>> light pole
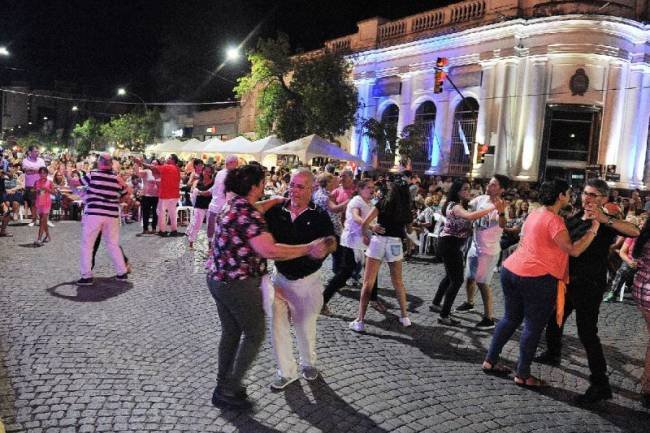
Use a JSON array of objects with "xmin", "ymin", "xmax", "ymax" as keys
[
  {"xmin": 0, "ymin": 46, "xmax": 10, "ymax": 137},
  {"xmin": 117, "ymin": 87, "xmax": 148, "ymax": 111}
]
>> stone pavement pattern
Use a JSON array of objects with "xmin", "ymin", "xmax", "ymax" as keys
[{"xmin": 0, "ymin": 221, "xmax": 649, "ymax": 433}]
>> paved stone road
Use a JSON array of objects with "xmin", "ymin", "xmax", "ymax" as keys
[{"xmin": 1, "ymin": 221, "xmax": 649, "ymax": 432}]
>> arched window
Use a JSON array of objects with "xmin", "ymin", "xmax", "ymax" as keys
[
  {"xmin": 378, "ymin": 104, "xmax": 399, "ymax": 166},
  {"xmin": 449, "ymin": 98, "xmax": 479, "ymax": 175},
  {"xmin": 413, "ymin": 101, "xmax": 437, "ymax": 170}
]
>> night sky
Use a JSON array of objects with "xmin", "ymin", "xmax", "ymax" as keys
[{"xmin": 0, "ymin": 0, "xmax": 455, "ymax": 103}]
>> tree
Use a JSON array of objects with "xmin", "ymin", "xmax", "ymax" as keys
[
  {"xmin": 235, "ymin": 34, "xmax": 358, "ymax": 142},
  {"xmin": 72, "ymin": 118, "xmax": 103, "ymax": 155},
  {"xmin": 99, "ymin": 111, "xmax": 160, "ymax": 153},
  {"xmin": 361, "ymin": 119, "xmax": 426, "ymax": 168}
]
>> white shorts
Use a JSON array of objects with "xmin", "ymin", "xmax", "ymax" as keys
[
  {"xmin": 465, "ymin": 249, "xmax": 500, "ymax": 284},
  {"xmin": 365, "ymin": 235, "xmax": 403, "ymax": 263}
]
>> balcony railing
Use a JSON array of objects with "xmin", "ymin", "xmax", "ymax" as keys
[
  {"xmin": 325, "ymin": 37, "xmax": 351, "ymax": 53},
  {"xmin": 375, "ymin": 0, "xmax": 488, "ymax": 43}
]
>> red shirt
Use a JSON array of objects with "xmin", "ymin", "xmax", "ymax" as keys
[{"xmin": 157, "ymin": 164, "xmax": 180, "ymax": 199}]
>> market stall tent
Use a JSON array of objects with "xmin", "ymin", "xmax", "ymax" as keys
[{"xmin": 263, "ymin": 134, "xmax": 363, "ymax": 164}]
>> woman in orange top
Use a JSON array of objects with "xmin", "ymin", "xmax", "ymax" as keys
[{"xmin": 482, "ymin": 179, "xmax": 600, "ymax": 387}]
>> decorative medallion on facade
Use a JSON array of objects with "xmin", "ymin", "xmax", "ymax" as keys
[{"xmin": 569, "ymin": 68, "xmax": 589, "ymax": 96}]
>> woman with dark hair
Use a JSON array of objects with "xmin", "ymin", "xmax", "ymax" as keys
[
  {"xmin": 349, "ymin": 177, "xmax": 414, "ymax": 332},
  {"xmin": 186, "ymin": 164, "xmax": 214, "ymax": 249},
  {"xmin": 482, "ymin": 179, "xmax": 599, "ymax": 387},
  {"xmin": 432, "ymin": 179, "xmax": 504, "ymax": 325},
  {"xmin": 631, "ymin": 218, "xmax": 650, "ymax": 407},
  {"xmin": 206, "ymin": 164, "xmax": 328, "ymax": 410}
]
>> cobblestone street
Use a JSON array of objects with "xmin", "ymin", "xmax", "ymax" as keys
[{"xmin": 1, "ymin": 221, "xmax": 649, "ymax": 432}]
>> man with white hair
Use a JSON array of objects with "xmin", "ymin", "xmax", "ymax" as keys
[
  {"xmin": 70, "ymin": 152, "xmax": 129, "ymax": 285},
  {"xmin": 206, "ymin": 155, "xmax": 239, "ymax": 250},
  {"xmin": 264, "ymin": 168, "xmax": 336, "ymax": 389}
]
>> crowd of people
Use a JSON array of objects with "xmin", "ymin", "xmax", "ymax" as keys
[{"xmin": 2, "ymin": 145, "xmax": 650, "ymax": 412}]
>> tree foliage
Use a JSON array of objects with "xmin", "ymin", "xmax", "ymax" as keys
[
  {"xmin": 72, "ymin": 118, "xmax": 103, "ymax": 155},
  {"xmin": 361, "ymin": 119, "xmax": 426, "ymax": 166},
  {"xmin": 98, "ymin": 111, "xmax": 160, "ymax": 153},
  {"xmin": 235, "ymin": 34, "xmax": 358, "ymax": 142}
]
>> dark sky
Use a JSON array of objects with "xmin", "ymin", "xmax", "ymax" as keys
[{"xmin": 0, "ymin": 0, "xmax": 455, "ymax": 103}]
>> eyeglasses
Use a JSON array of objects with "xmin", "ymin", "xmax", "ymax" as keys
[
  {"xmin": 582, "ymin": 191, "xmax": 603, "ymax": 199},
  {"xmin": 289, "ymin": 182, "xmax": 308, "ymax": 190}
]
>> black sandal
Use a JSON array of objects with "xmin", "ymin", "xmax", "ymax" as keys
[{"xmin": 482, "ymin": 361, "xmax": 512, "ymax": 377}]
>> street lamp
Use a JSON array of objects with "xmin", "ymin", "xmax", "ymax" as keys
[
  {"xmin": 226, "ymin": 47, "xmax": 240, "ymax": 62},
  {"xmin": 117, "ymin": 87, "xmax": 147, "ymax": 110},
  {"xmin": 72, "ymin": 105, "xmax": 79, "ymax": 112},
  {"xmin": 0, "ymin": 46, "xmax": 9, "ymax": 57}
]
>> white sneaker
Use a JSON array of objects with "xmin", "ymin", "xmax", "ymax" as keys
[
  {"xmin": 348, "ymin": 319, "xmax": 365, "ymax": 332},
  {"xmin": 28, "ymin": 221, "xmax": 35, "ymax": 227},
  {"xmin": 399, "ymin": 317, "xmax": 412, "ymax": 327},
  {"xmin": 406, "ymin": 231, "xmax": 420, "ymax": 247},
  {"xmin": 47, "ymin": 221, "xmax": 55, "ymax": 228}
]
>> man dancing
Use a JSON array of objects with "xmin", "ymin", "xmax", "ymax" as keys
[
  {"xmin": 454, "ymin": 175, "xmax": 509, "ymax": 330},
  {"xmin": 536, "ymin": 179, "xmax": 639, "ymax": 404},
  {"xmin": 264, "ymin": 168, "xmax": 336, "ymax": 389}
]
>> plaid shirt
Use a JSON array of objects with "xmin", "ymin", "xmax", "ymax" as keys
[{"xmin": 633, "ymin": 241, "xmax": 650, "ymax": 310}]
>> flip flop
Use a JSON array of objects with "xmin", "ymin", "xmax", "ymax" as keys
[
  {"xmin": 514, "ymin": 375, "xmax": 547, "ymax": 388},
  {"xmin": 482, "ymin": 362, "xmax": 512, "ymax": 377}
]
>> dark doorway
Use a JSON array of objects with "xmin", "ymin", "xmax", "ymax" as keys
[{"xmin": 539, "ymin": 104, "xmax": 601, "ymax": 185}]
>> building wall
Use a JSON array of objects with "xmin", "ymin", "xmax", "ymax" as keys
[{"xmin": 344, "ymin": 12, "xmax": 650, "ymax": 187}]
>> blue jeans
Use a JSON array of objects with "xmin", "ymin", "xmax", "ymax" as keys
[{"xmin": 486, "ymin": 268, "xmax": 557, "ymax": 378}]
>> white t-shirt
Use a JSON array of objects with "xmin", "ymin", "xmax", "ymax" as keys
[
  {"xmin": 22, "ymin": 157, "xmax": 46, "ymax": 188},
  {"xmin": 469, "ymin": 195, "xmax": 503, "ymax": 256},
  {"xmin": 340, "ymin": 195, "xmax": 374, "ymax": 250},
  {"xmin": 209, "ymin": 168, "xmax": 229, "ymax": 214}
]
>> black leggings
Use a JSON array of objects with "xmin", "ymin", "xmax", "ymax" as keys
[
  {"xmin": 323, "ymin": 245, "xmax": 378, "ymax": 304},
  {"xmin": 433, "ymin": 236, "xmax": 466, "ymax": 317},
  {"xmin": 140, "ymin": 196, "xmax": 158, "ymax": 231},
  {"xmin": 92, "ymin": 233, "xmax": 129, "ymax": 270}
]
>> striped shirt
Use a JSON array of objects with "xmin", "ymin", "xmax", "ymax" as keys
[{"xmin": 79, "ymin": 169, "xmax": 127, "ymax": 218}]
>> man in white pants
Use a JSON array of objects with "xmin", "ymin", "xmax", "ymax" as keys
[
  {"xmin": 136, "ymin": 155, "xmax": 180, "ymax": 237},
  {"xmin": 207, "ymin": 155, "xmax": 239, "ymax": 249},
  {"xmin": 70, "ymin": 153, "xmax": 129, "ymax": 285},
  {"xmin": 264, "ymin": 168, "xmax": 336, "ymax": 389}
]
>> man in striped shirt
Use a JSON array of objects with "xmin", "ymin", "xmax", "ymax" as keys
[{"xmin": 70, "ymin": 153, "xmax": 129, "ymax": 285}]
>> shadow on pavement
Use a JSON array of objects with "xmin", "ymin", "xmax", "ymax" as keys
[
  {"xmin": 219, "ymin": 410, "xmax": 283, "ymax": 433},
  {"xmin": 46, "ymin": 279, "xmax": 133, "ymax": 302},
  {"xmin": 283, "ymin": 377, "xmax": 389, "ymax": 433},
  {"xmin": 338, "ymin": 286, "xmax": 424, "ymax": 314},
  {"xmin": 537, "ymin": 385, "xmax": 650, "ymax": 432}
]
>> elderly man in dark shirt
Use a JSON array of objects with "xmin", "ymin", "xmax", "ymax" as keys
[
  {"xmin": 264, "ymin": 167, "xmax": 336, "ymax": 390},
  {"xmin": 536, "ymin": 178, "xmax": 639, "ymax": 404}
]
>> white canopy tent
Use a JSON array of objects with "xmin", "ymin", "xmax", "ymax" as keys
[
  {"xmin": 179, "ymin": 138, "xmax": 207, "ymax": 154},
  {"xmin": 202, "ymin": 137, "xmax": 226, "ymax": 154},
  {"xmin": 149, "ymin": 139, "xmax": 184, "ymax": 154},
  {"xmin": 263, "ymin": 134, "xmax": 363, "ymax": 164}
]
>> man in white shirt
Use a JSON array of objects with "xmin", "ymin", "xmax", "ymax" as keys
[
  {"xmin": 455, "ymin": 175, "xmax": 509, "ymax": 329},
  {"xmin": 21, "ymin": 146, "xmax": 46, "ymax": 227},
  {"xmin": 207, "ymin": 155, "xmax": 239, "ymax": 249}
]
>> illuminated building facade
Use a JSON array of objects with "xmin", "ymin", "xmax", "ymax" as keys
[{"xmin": 320, "ymin": 0, "xmax": 650, "ymax": 187}]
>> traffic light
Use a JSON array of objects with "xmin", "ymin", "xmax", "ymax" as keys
[{"xmin": 434, "ymin": 57, "xmax": 448, "ymax": 94}]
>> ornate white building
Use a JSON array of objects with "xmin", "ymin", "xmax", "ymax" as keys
[{"xmin": 317, "ymin": 0, "xmax": 650, "ymax": 187}]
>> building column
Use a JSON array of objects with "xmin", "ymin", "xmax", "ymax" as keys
[
  {"xmin": 493, "ymin": 60, "xmax": 518, "ymax": 176},
  {"xmin": 472, "ymin": 62, "xmax": 497, "ymax": 178},
  {"xmin": 618, "ymin": 67, "xmax": 643, "ymax": 187},
  {"xmin": 394, "ymin": 74, "xmax": 414, "ymax": 169},
  {"xmin": 600, "ymin": 61, "xmax": 628, "ymax": 169},
  {"xmin": 515, "ymin": 58, "xmax": 548, "ymax": 180},
  {"xmin": 633, "ymin": 71, "xmax": 650, "ymax": 186},
  {"xmin": 427, "ymin": 96, "xmax": 449, "ymax": 174},
  {"xmin": 352, "ymin": 79, "xmax": 377, "ymax": 168}
]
